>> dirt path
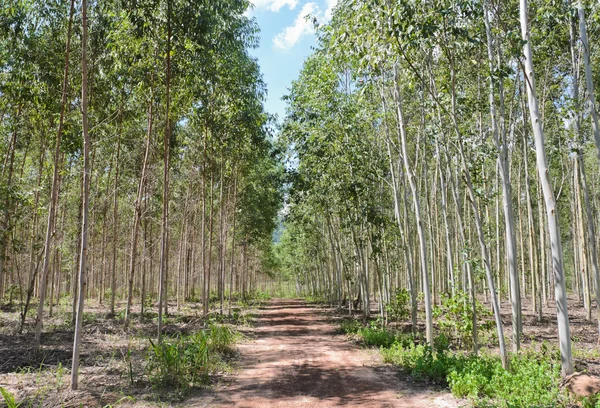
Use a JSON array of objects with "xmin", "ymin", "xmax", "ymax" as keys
[{"xmin": 194, "ymin": 299, "xmax": 459, "ymax": 408}]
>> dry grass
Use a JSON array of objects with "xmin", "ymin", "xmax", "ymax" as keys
[{"xmin": 0, "ymin": 299, "xmax": 252, "ymax": 407}]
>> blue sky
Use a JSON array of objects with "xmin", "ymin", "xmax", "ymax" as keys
[{"xmin": 247, "ymin": 0, "xmax": 337, "ymax": 123}]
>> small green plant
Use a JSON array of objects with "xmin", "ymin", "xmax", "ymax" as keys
[
  {"xmin": 55, "ymin": 362, "xmax": 65, "ymax": 389},
  {"xmin": 147, "ymin": 332, "xmax": 209, "ymax": 388},
  {"xmin": 433, "ymin": 291, "xmax": 494, "ymax": 349},
  {"xmin": 207, "ymin": 324, "xmax": 235, "ymax": 353},
  {"xmin": 381, "ymin": 338, "xmax": 571, "ymax": 407},
  {"xmin": 82, "ymin": 311, "xmax": 99, "ymax": 325},
  {"xmin": 146, "ymin": 323, "xmax": 236, "ymax": 390},
  {"xmin": 339, "ymin": 319, "xmax": 362, "ymax": 334},
  {"xmin": 385, "ymin": 288, "xmax": 410, "ymax": 323},
  {"xmin": 358, "ymin": 324, "xmax": 396, "ymax": 348},
  {"xmin": 0, "ymin": 387, "xmax": 21, "ymax": 408}
]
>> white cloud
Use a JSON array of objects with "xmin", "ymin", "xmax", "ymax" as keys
[
  {"xmin": 273, "ymin": 2, "xmax": 318, "ymax": 49},
  {"xmin": 272, "ymin": 0, "xmax": 338, "ymax": 50},
  {"xmin": 324, "ymin": 0, "xmax": 337, "ymax": 21},
  {"xmin": 251, "ymin": 0, "xmax": 298, "ymax": 12}
]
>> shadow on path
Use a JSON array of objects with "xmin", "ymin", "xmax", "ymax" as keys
[{"xmin": 190, "ymin": 298, "xmax": 458, "ymax": 408}]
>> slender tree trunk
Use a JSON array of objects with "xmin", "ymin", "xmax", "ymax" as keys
[
  {"xmin": 204, "ymin": 161, "xmax": 215, "ymax": 315},
  {"xmin": 445, "ymin": 53, "xmax": 507, "ymax": 367},
  {"xmin": 71, "ymin": 0, "xmax": 90, "ymax": 389},
  {"xmin": 228, "ymin": 174, "xmax": 237, "ymax": 314},
  {"xmin": 34, "ymin": 0, "xmax": 75, "ymax": 342},
  {"xmin": 158, "ymin": 0, "xmax": 171, "ymax": 342},
  {"xmin": 484, "ymin": 1, "xmax": 521, "ymax": 351},
  {"xmin": 577, "ymin": 0, "xmax": 600, "ymax": 336},
  {"xmin": 392, "ymin": 65, "xmax": 433, "ymax": 346},
  {"xmin": 520, "ymin": 0, "xmax": 573, "ymax": 375},
  {"xmin": 109, "ymin": 133, "xmax": 121, "ymax": 316},
  {"xmin": 125, "ymin": 91, "xmax": 153, "ymax": 321}
]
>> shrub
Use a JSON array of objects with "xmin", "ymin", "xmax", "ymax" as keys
[
  {"xmin": 382, "ymin": 339, "xmax": 570, "ymax": 407},
  {"xmin": 358, "ymin": 326, "xmax": 397, "ymax": 348},
  {"xmin": 146, "ymin": 323, "xmax": 236, "ymax": 389},
  {"xmin": 386, "ymin": 288, "xmax": 410, "ymax": 322},
  {"xmin": 339, "ymin": 319, "xmax": 362, "ymax": 334},
  {"xmin": 207, "ymin": 324, "xmax": 235, "ymax": 353},
  {"xmin": 433, "ymin": 291, "xmax": 494, "ymax": 349}
]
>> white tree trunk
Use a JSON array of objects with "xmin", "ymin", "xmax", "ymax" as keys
[
  {"xmin": 578, "ymin": 0, "xmax": 600, "ymax": 336},
  {"xmin": 520, "ymin": 0, "xmax": 573, "ymax": 376},
  {"xmin": 483, "ymin": 0, "xmax": 521, "ymax": 351},
  {"xmin": 393, "ymin": 66, "xmax": 433, "ymax": 347}
]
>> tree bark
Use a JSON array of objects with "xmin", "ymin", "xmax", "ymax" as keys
[
  {"xmin": 520, "ymin": 0, "xmax": 573, "ymax": 375},
  {"xmin": 71, "ymin": 0, "xmax": 90, "ymax": 389}
]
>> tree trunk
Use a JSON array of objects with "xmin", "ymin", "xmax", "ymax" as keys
[
  {"xmin": 71, "ymin": 0, "xmax": 90, "ymax": 389},
  {"xmin": 392, "ymin": 65, "xmax": 433, "ymax": 346},
  {"xmin": 520, "ymin": 0, "xmax": 573, "ymax": 375},
  {"xmin": 157, "ymin": 0, "xmax": 171, "ymax": 342},
  {"xmin": 577, "ymin": 0, "xmax": 600, "ymax": 336},
  {"xmin": 483, "ymin": 0, "xmax": 521, "ymax": 351},
  {"xmin": 35, "ymin": 0, "xmax": 74, "ymax": 339},
  {"xmin": 125, "ymin": 90, "xmax": 153, "ymax": 321}
]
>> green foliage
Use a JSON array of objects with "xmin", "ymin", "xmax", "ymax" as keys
[
  {"xmin": 206, "ymin": 324, "xmax": 235, "ymax": 353},
  {"xmin": 385, "ymin": 288, "xmax": 410, "ymax": 322},
  {"xmin": 340, "ymin": 319, "xmax": 417, "ymax": 349},
  {"xmin": 339, "ymin": 319, "xmax": 362, "ymax": 334},
  {"xmin": 358, "ymin": 323, "xmax": 397, "ymax": 348},
  {"xmin": 0, "ymin": 387, "xmax": 21, "ymax": 408},
  {"xmin": 581, "ymin": 395, "xmax": 600, "ymax": 408},
  {"xmin": 304, "ymin": 294, "xmax": 328, "ymax": 304},
  {"xmin": 433, "ymin": 291, "xmax": 494, "ymax": 349},
  {"xmin": 381, "ymin": 338, "xmax": 570, "ymax": 407},
  {"xmin": 146, "ymin": 324, "xmax": 236, "ymax": 390}
]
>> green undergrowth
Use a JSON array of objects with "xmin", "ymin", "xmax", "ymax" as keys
[
  {"xmin": 340, "ymin": 319, "xmax": 575, "ymax": 407},
  {"xmin": 146, "ymin": 323, "xmax": 238, "ymax": 390}
]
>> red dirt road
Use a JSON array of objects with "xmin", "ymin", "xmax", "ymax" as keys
[{"xmin": 195, "ymin": 299, "xmax": 458, "ymax": 408}]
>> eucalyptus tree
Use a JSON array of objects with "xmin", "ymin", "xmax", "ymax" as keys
[
  {"xmin": 520, "ymin": 0, "xmax": 573, "ymax": 376},
  {"xmin": 34, "ymin": 0, "xmax": 76, "ymax": 345},
  {"xmin": 71, "ymin": 0, "xmax": 90, "ymax": 390},
  {"xmin": 483, "ymin": 0, "xmax": 521, "ymax": 352},
  {"xmin": 577, "ymin": 0, "xmax": 600, "ymax": 332},
  {"xmin": 322, "ymin": 0, "xmax": 436, "ymax": 341}
]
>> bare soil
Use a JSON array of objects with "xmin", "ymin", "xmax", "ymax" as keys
[
  {"xmin": 2, "ymin": 295, "xmax": 599, "ymax": 407},
  {"xmin": 0, "ymin": 301, "xmax": 224, "ymax": 407},
  {"xmin": 192, "ymin": 299, "xmax": 459, "ymax": 408}
]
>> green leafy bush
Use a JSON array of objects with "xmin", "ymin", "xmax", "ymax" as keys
[
  {"xmin": 146, "ymin": 323, "xmax": 236, "ymax": 389},
  {"xmin": 386, "ymin": 288, "xmax": 410, "ymax": 322},
  {"xmin": 433, "ymin": 291, "xmax": 494, "ymax": 349},
  {"xmin": 339, "ymin": 319, "xmax": 362, "ymax": 334},
  {"xmin": 381, "ymin": 339, "xmax": 570, "ymax": 407},
  {"xmin": 207, "ymin": 324, "xmax": 235, "ymax": 353},
  {"xmin": 359, "ymin": 325, "xmax": 397, "ymax": 348},
  {"xmin": 340, "ymin": 320, "xmax": 417, "ymax": 349}
]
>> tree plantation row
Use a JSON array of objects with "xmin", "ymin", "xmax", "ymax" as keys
[
  {"xmin": 277, "ymin": 0, "xmax": 600, "ymax": 379},
  {"xmin": 4, "ymin": 0, "xmax": 600, "ymax": 401},
  {"xmin": 0, "ymin": 0, "xmax": 283, "ymax": 389}
]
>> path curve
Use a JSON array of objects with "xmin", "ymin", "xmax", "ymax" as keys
[{"xmin": 198, "ymin": 299, "xmax": 458, "ymax": 408}]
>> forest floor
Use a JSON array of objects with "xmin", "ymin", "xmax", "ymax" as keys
[
  {"xmin": 192, "ymin": 298, "xmax": 459, "ymax": 408},
  {"xmin": 0, "ymin": 300, "xmax": 250, "ymax": 407},
  {"xmin": 499, "ymin": 295, "xmax": 600, "ymax": 372},
  {"xmin": 1, "ymin": 296, "xmax": 599, "ymax": 407}
]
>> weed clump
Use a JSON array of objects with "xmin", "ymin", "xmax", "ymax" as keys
[
  {"xmin": 146, "ymin": 324, "xmax": 236, "ymax": 390},
  {"xmin": 380, "ymin": 336, "xmax": 569, "ymax": 407}
]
